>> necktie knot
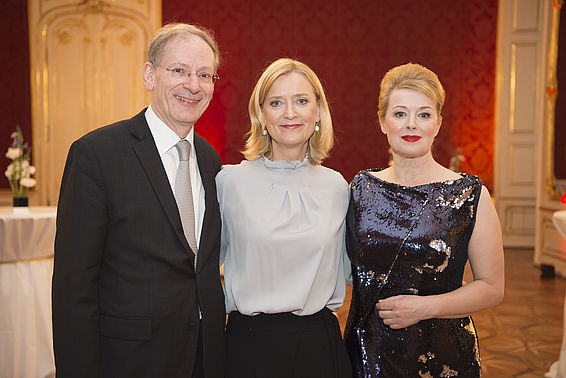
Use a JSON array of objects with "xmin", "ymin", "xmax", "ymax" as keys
[{"xmin": 176, "ymin": 140, "xmax": 190, "ymax": 161}]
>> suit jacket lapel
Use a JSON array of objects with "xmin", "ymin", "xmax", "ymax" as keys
[{"xmin": 129, "ymin": 112, "xmax": 195, "ymax": 263}]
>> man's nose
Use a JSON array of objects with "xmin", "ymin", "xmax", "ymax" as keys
[{"xmin": 181, "ymin": 73, "xmax": 201, "ymax": 92}]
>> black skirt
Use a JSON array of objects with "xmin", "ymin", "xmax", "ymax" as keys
[{"xmin": 225, "ymin": 307, "xmax": 352, "ymax": 378}]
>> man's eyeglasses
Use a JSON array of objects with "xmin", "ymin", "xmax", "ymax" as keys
[{"xmin": 164, "ymin": 67, "xmax": 220, "ymax": 85}]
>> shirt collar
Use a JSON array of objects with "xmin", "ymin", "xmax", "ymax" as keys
[{"xmin": 145, "ymin": 105, "xmax": 195, "ymax": 155}]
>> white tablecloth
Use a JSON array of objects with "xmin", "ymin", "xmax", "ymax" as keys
[
  {"xmin": 547, "ymin": 210, "xmax": 566, "ymax": 378},
  {"xmin": 0, "ymin": 207, "xmax": 57, "ymax": 262},
  {"xmin": 0, "ymin": 206, "xmax": 56, "ymax": 378}
]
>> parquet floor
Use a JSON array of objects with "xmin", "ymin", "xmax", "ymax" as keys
[{"xmin": 335, "ymin": 248, "xmax": 566, "ymax": 377}]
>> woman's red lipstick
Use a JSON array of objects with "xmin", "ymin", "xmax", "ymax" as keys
[{"xmin": 402, "ymin": 135, "xmax": 421, "ymax": 142}]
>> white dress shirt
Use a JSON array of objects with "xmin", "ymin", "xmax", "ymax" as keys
[
  {"xmin": 145, "ymin": 105, "xmax": 205, "ymax": 247},
  {"xmin": 216, "ymin": 156, "xmax": 351, "ymax": 316}
]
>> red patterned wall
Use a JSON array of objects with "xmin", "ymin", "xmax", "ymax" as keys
[
  {"xmin": 0, "ymin": 0, "xmax": 31, "ymax": 189},
  {"xmin": 0, "ymin": 1, "xmax": 498, "ymax": 189},
  {"xmin": 163, "ymin": 0, "xmax": 498, "ymax": 188}
]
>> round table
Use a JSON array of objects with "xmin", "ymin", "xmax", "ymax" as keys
[{"xmin": 0, "ymin": 206, "xmax": 56, "ymax": 378}]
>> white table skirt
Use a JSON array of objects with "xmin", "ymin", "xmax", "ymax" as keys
[
  {"xmin": 0, "ymin": 207, "xmax": 57, "ymax": 262},
  {"xmin": 0, "ymin": 206, "xmax": 56, "ymax": 378},
  {"xmin": 0, "ymin": 258, "xmax": 55, "ymax": 378}
]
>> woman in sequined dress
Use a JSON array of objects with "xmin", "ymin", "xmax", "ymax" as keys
[{"xmin": 344, "ymin": 63, "xmax": 505, "ymax": 377}]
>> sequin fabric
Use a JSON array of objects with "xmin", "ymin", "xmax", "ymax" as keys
[{"xmin": 344, "ymin": 170, "xmax": 483, "ymax": 378}]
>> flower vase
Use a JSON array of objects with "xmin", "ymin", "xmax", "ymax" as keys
[{"xmin": 12, "ymin": 196, "xmax": 29, "ymax": 213}]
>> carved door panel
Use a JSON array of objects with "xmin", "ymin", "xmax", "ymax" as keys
[{"xmin": 28, "ymin": 0, "xmax": 160, "ymax": 205}]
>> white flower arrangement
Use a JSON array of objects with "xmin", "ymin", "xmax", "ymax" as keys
[{"xmin": 5, "ymin": 126, "xmax": 36, "ymax": 198}]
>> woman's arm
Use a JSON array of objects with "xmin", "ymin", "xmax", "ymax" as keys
[{"xmin": 377, "ymin": 185, "xmax": 505, "ymax": 329}]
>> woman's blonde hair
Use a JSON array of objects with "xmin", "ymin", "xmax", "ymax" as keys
[
  {"xmin": 243, "ymin": 58, "xmax": 333, "ymax": 165},
  {"xmin": 378, "ymin": 63, "xmax": 445, "ymax": 122}
]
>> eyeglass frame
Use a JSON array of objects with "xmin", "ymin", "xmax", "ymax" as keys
[{"xmin": 163, "ymin": 66, "xmax": 220, "ymax": 85}]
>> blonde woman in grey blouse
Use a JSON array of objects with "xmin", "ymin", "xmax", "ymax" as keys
[{"xmin": 216, "ymin": 58, "xmax": 352, "ymax": 378}]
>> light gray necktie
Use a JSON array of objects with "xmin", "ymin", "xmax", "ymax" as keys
[{"xmin": 175, "ymin": 140, "xmax": 198, "ymax": 262}]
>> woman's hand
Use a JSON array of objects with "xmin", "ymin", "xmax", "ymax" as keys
[{"xmin": 376, "ymin": 295, "xmax": 430, "ymax": 329}]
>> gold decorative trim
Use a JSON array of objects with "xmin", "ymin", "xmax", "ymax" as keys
[
  {"xmin": 545, "ymin": 0, "xmax": 563, "ymax": 198},
  {"xmin": 510, "ymin": 43, "xmax": 517, "ymax": 133}
]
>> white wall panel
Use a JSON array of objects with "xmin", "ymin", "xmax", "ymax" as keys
[
  {"xmin": 511, "ymin": 43, "xmax": 538, "ymax": 133},
  {"xmin": 514, "ymin": 0, "xmax": 540, "ymax": 31},
  {"xmin": 510, "ymin": 144, "xmax": 536, "ymax": 186}
]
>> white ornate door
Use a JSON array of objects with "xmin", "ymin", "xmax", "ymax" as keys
[
  {"xmin": 493, "ymin": 0, "xmax": 548, "ymax": 247},
  {"xmin": 28, "ymin": 0, "xmax": 160, "ymax": 205}
]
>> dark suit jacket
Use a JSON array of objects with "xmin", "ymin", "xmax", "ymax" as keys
[{"xmin": 52, "ymin": 109, "xmax": 225, "ymax": 378}]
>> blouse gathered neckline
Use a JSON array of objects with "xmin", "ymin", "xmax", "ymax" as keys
[{"xmin": 261, "ymin": 155, "xmax": 310, "ymax": 170}]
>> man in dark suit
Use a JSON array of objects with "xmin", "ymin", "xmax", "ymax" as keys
[{"xmin": 52, "ymin": 23, "xmax": 225, "ymax": 377}]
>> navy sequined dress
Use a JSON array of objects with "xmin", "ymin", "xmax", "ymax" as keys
[{"xmin": 344, "ymin": 170, "xmax": 483, "ymax": 378}]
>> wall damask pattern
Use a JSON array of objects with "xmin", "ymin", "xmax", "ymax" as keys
[
  {"xmin": 164, "ymin": 0, "xmax": 497, "ymax": 188},
  {"xmin": 0, "ymin": 1, "xmax": 497, "ymax": 189},
  {"xmin": 0, "ymin": 1, "xmax": 31, "ymax": 189}
]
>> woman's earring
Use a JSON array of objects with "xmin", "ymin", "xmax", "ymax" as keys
[
  {"xmin": 314, "ymin": 121, "xmax": 320, "ymax": 132},
  {"xmin": 262, "ymin": 128, "xmax": 267, "ymax": 136}
]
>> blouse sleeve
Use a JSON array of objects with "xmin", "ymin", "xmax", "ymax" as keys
[{"xmin": 216, "ymin": 167, "xmax": 229, "ymax": 265}]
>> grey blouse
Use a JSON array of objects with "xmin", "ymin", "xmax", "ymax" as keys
[{"xmin": 216, "ymin": 156, "xmax": 350, "ymax": 316}]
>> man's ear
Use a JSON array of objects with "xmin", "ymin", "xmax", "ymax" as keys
[{"xmin": 142, "ymin": 62, "xmax": 155, "ymax": 91}]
